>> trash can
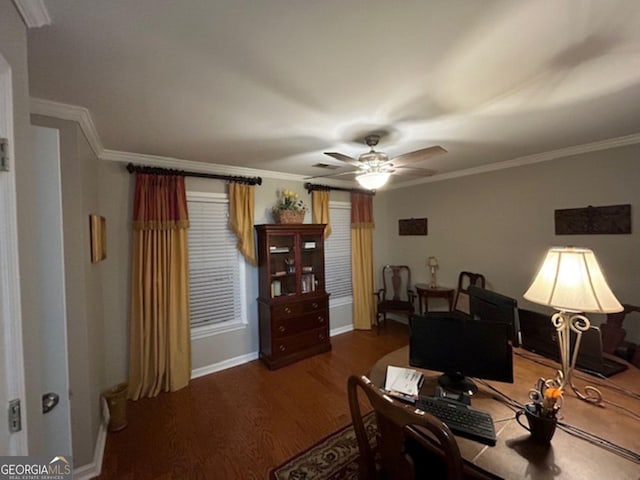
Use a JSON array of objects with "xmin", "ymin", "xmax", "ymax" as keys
[{"xmin": 102, "ymin": 383, "xmax": 128, "ymax": 432}]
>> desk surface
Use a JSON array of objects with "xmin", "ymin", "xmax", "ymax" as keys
[{"xmin": 369, "ymin": 346, "xmax": 640, "ymax": 480}]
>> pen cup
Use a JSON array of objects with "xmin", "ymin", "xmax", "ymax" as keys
[{"xmin": 516, "ymin": 404, "xmax": 557, "ymax": 444}]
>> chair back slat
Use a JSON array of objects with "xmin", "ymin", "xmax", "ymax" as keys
[
  {"xmin": 453, "ymin": 271, "xmax": 486, "ymax": 314},
  {"xmin": 347, "ymin": 375, "xmax": 464, "ymax": 480}
]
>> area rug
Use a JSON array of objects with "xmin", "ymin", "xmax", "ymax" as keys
[{"xmin": 269, "ymin": 413, "xmax": 377, "ymax": 480}]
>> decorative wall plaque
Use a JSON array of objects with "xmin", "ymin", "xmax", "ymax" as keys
[
  {"xmin": 398, "ymin": 218, "xmax": 428, "ymax": 236},
  {"xmin": 555, "ymin": 204, "xmax": 631, "ymax": 235},
  {"xmin": 90, "ymin": 214, "xmax": 107, "ymax": 262}
]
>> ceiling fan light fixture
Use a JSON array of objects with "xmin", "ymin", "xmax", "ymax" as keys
[
  {"xmin": 356, "ymin": 171, "xmax": 390, "ymax": 190},
  {"xmin": 359, "ymin": 151, "xmax": 389, "ymax": 164}
]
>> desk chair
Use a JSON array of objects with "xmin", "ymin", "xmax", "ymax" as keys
[
  {"xmin": 453, "ymin": 272, "xmax": 486, "ymax": 315},
  {"xmin": 375, "ymin": 265, "xmax": 416, "ymax": 330},
  {"xmin": 347, "ymin": 375, "xmax": 463, "ymax": 480}
]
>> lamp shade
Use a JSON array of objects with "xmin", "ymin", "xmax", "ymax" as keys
[
  {"xmin": 428, "ymin": 256, "xmax": 438, "ymax": 267},
  {"xmin": 524, "ymin": 247, "xmax": 623, "ymax": 313},
  {"xmin": 356, "ymin": 171, "xmax": 390, "ymax": 190}
]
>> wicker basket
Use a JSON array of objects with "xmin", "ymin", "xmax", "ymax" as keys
[{"xmin": 274, "ymin": 210, "xmax": 305, "ymax": 224}]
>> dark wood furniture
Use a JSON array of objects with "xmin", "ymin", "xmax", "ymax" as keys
[
  {"xmin": 452, "ymin": 271, "xmax": 486, "ymax": 314},
  {"xmin": 347, "ymin": 374, "xmax": 464, "ymax": 480},
  {"xmin": 415, "ymin": 284, "xmax": 455, "ymax": 313},
  {"xmin": 369, "ymin": 346, "xmax": 640, "ymax": 479},
  {"xmin": 255, "ymin": 224, "xmax": 330, "ymax": 369},
  {"xmin": 375, "ymin": 265, "xmax": 416, "ymax": 329}
]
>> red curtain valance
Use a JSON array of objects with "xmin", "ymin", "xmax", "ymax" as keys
[
  {"xmin": 133, "ymin": 173, "xmax": 189, "ymax": 230},
  {"xmin": 351, "ymin": 192, "xmax": 374, "ymax": 228}
]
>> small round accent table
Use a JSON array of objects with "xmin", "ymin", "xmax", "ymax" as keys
[{"xmin": 415, "ymin": 284, "xmax": 455, "ymax": 313}]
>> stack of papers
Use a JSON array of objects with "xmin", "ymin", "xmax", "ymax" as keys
[{"xmin": 384, "ymin": 366, "xmax": 424, "ymax": 399}]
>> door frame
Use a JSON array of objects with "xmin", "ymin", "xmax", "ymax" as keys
[{"xmin": 0, "ymin": 53, "xmax": 28, "ymax": 454}]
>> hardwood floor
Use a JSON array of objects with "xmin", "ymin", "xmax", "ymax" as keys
[{"xmin": 97, "ymin": 321, "xmax": 408, "ymax": 480}]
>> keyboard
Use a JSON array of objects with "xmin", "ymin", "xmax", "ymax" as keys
[{"xmin": 415, "ymin": 396, "xmax": 497, "ymax": 446}]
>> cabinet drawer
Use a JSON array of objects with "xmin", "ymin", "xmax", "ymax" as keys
[
  {"xmin": 272, "ymin": 302, "xmax": 303, "ymax": 318},
  {"xmin": 271, "ymin": 297, "xmax": 327, "ymax": 318},
  {"xmin": 272, "ymin": 328, "xmax": 329, "ymax": 358},
  {"xmin": 301, "ymin": 298, "xmax": 327, "ymax": 314},
  {"xmin": 272, "ymin": 310, "xmax": 328, "ymax": 338}
]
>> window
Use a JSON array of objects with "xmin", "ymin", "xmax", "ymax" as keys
[
  {"xmin": 187, "ymin": 192, "xmax": 247, "ymax": 338},
  {"xmin": 325, "ymin": 201, "xmax": 352, "ymax": 305}
]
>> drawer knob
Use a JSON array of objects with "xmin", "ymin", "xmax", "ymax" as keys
[
  {"xmin": 278, "ymin": 325, "xmax": 286, "ymax": 333},
  {"xmin": 284, "ymin": 307, "xmax": 292, "ymax": 314},
  {"xmin": 312, "ymin": 302, "xmax": 319, "ymax": 309},
  {"xmin": 279, "ymin": 345, "xmax": 286, "ymax": 352},
  {"xmin": 318, "ymin": 316, "xmax": 325, "ymax": 323},
  {"xmin": 318, "ymin": 334, "xmax": 325, "ymax": 340}
]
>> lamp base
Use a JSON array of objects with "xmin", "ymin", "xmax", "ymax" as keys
[
  {"xmin": 552, "ymin": 311, "xmax": 603, "ymax": 406},
  {"xmin": 429, "ymin": 269, "xmax": 437, "ymax": 289}
]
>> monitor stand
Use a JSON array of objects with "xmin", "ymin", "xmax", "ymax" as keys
[{"xmin": 438, "ymin": 372, "xmax": 478, "ymax": 396}]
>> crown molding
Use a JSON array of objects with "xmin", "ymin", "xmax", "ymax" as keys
[
  {"xmin": 30, "ymin": 96, "xmax": 640, "ymax": 190},
  {"xmin": 101, "ymin": 149, "xmax": 310, "ymax": 183},
  {"xmin": 102, "ymin": 149, "xmax": 357, "ymax": 187},
  {"xmin": 13, "ymin": 0, "xmax": 51, "ymax": 28},
  {"xmin": 30, "ymin": 98, "xmax": 103, "ymax": 156},
  {"xmin": 387, "ymin": 132, "xmax": 640, "ymax": 191},
  {"xmin": 28, "ymin": 97, "xmax": 356, "ymax": 186}
]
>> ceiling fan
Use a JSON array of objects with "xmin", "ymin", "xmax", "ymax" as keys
[{"xmin": 313, "ymin": 135, "xmax": 447, "ymax": 189}]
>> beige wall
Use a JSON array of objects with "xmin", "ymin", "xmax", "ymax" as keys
[
  {"xmin": 374, "ymin": 145, "xmax": 640, "ymax": 342},
  {"xmin": 31, "ymin": 115, "xmax": 106, "ymax": 466}
]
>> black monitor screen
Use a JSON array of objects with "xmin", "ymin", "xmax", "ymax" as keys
[
  {"xmin": 409, "ymin": 312, "xmax": 514, "ymax": 394},
  {"xmin": 469, "ymin": 285, "xmax": 521, "ymax": 347}
]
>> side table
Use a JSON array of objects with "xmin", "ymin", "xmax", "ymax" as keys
[{"xmin": 415, "ymin": 284, "xmax": 455, "ymax": 313}]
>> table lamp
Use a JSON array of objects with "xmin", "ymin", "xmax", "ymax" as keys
[
  {"xmin": 524, "ymin": 247, "xmax": 623, "ymax": 405},
  {"xmin": 428, "ymin": 256, "xmax": 439, "ymax": 288}
]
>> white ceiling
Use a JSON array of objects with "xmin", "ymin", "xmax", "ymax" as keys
[{"xmin": 26, "ymin": 0, "xmax": 640, "ymax": 187}]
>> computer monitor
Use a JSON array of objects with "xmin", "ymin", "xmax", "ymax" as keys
[
  {"xmin": 409, "ymin": 312, "xmax": 514, "ymax": 395},
  {"xmin": 469, "ymin": 285, "xmax": 521, "ymax": 347}
]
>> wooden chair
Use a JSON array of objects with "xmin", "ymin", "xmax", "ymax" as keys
[
  {"xmin": 453, "ymin": 272, "xmax": 486, "ymax": 315},
  {"xmin": 347, "ymin": 374, "xmax": 464, "ymax": 480},
  {"xmin": 375, "ymin": 265, "xmax": 416, "ymax": 329}
]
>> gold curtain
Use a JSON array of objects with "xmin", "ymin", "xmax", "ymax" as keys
[
  {"xmin": 229, "ymin": 182, "xmax": 257, "ymax": 265},
  {"xmin": 351, "ymin": 193, "xmax": 375, "ymax": 330},
  {"xmin": 128, "ymin": 174, "xmax": 191, "ymax": 400},
  {"xmin": 311, "ymin": 190, "xmax": 332, "ymax": 238}
]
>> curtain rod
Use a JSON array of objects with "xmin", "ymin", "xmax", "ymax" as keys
[
  {"xmin": 304, "ymin": 182, "xmax": 375, "ymax": 195},
  {"xmin": 126, "ymin": 163, "xmax": 262, "ymax": 185}
]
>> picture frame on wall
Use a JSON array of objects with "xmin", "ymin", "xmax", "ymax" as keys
[{"xmin": 90, "ymin": 214, "xmax": 106, "ymax": 263}]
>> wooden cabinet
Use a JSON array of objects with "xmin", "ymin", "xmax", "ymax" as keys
[{"xmin": 255, "ymin": 224, "xmax": 330, "ymax": 369}]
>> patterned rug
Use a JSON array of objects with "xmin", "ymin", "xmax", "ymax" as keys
[{"xmin": 269, "ymin": 413, "xmax": 377, "ymax": 480}]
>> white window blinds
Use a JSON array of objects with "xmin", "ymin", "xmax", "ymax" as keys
[
  {"xmin": 187, "ymin": 193, "xmax": 243, "ymax": 329},
  {"xmin": 325, "ymin": 202, "xmax": 352, "ymax": 300}
]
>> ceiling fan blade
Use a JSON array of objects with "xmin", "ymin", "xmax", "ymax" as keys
[
  {"xmin": 324, "ymin": 152, "xmax": 362, "ymax": 167},
  {"xmin": 305, "ymin": 170, "xmax": 359, "ymax": 180},
  {"xmin": 392, "ymin": 166, "xmax": 437, "ymax": 177},
  {"xmin": 390, "ymin": 145, "xmax": 447, "ymax": 167}
]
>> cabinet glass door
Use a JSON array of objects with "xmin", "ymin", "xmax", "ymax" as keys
[
  {"xmin": 299, "ymin": 232, "xmax": 323, "ymax": 294},
  {"xmin": 268, "ymin": 234, "xmax": 296, "ymax": 298}
]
